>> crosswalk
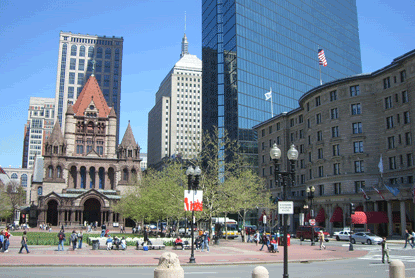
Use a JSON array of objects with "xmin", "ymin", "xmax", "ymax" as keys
[
  {"xmin": 354, "ymin": 244, "xmax": 415, "ymax": 263},
  {"xmin": 360, "ymin": 254, "xmax": 415, "ymax": 263}
]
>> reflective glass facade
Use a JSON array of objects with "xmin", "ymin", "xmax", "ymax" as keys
[{"xmin": 202, "ymin": 0, "xmax": 362, "ymax": 165}]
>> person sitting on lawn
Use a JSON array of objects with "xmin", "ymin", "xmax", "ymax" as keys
[
  {"xmin": 174, "ymin": 236, "xmax": 184, "ymax": 250},
  {"xmin": 106, "ymin": 235, "xmax": 113, "ymax": 251},
  {"xmin": 121, "ymin": 237, "xmax": 127, "ymax": 250}
]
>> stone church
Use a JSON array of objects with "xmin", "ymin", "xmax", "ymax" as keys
[{"xmin": 32, "ymin": 75, "xmax": 141, "ymax": 227}]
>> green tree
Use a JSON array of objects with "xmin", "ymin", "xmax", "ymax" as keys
[{"xmin": 0, "ymin": 180, "xmax": 26, "ymax": 221}]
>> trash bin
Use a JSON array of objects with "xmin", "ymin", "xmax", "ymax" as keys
[{"xmin": 91, "ymin": 239, "xmax": 100, "ymax": 250}]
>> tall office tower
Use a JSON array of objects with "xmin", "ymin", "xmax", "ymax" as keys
[
  {"xmin": 202, "ymin": 0, "xmax": 362, "ymax": 166},
  {"xmin": 22, "ymin": 97, "xmax": 55, "ymax": 168},
  {"xmin": 54, "ymin": 31, "xmax": 123, "ymax": 144},
  {"xmin": 148, "ymin": 34, "xmax": 202, "ymax": 167}
]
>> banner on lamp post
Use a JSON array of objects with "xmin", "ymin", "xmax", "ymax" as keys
[{"xmin": 184, "ymin": 190, "xmax": 203, "ymax": 211}]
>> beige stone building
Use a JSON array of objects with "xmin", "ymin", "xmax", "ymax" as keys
[
  {"xmin": 254, "ymin": 49, "xmax": 415, "ymax": 237},
  {"xmin": 33, "ymin": 75, "xmax": 141, "ymax": 227}
]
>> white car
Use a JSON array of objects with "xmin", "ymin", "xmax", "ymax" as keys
[
  {"xmin": 351, "ymin": 232, "xmax": 383, "ymax": 245},
  {"xmin": 334, "ymin": 231, "xmax": 351, "ymax": 241}
]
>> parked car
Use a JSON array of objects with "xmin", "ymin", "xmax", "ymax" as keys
[
  {"xmin": 334, "ymin": 230, "xmax": 351, "ymax": 241},
  {"xmin": 351, "ymin": 232, "xmax": 383, "ymax": 245},
  {"xmin": 296, "ymin": 226, "xmax": 330, "ymax": 242}
]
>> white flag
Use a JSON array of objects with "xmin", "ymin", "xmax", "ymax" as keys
[
  {"xmin": 378, "ymin": 155, "xmax": 383, "ymax": 174},
  {"xmin": 265, "ymin": 91, "xmax": 272, "ymax": 100}
]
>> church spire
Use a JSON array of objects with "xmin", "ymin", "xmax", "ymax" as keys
[{"xmin": 180, "ymin": 12, "xmax": 189, "ymax": 58}]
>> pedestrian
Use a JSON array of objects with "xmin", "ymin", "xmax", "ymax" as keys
[
  {"xmin": 70, "ymin": 230, "xmax": 78, "ymax": 250},
  {"xmin": 120, "ymin": 224, "xmax": 124, "ymax": 234},
  {"xmin": 254, "ymin": 230, "xmax": 260, "ymax": 246},
  {"xmin": 121, "ymin": 237, "xmax": 126, "ymax": 250},
  {"xmin": 259, "ymin": 233, "xmax": 269, "ymax": 251},
  {"xmin": 3, "ymin": 228, "xmax": 11, "ymax": 253},
  {"xmin": 319, "ymin": 230, "xmax": 326, "ymax": 250},
  {"xmin": 19, "ymin": 231, "xmax": 30, "ymax": 254},
  {"xmin": 412, "ymin": 231, "xmax": 415, "ymax": 246},
  {"xmin": 246, "ymin": 228, "xmax": 252, "ymax": 243},
  {"xmin": 381, "ymin": 237, "xmax": 390, "ymax": 264},
  {"xmin": 404, "ymin": 229, "xmax": 414, "ymax": 248},
  {"xmin": 77, "ymin": 231, "xmax": 83, "ymax": 249},
  {"xmin": 143, "ymin": 226, "xmax": 149, "ymax": 245},
  {"xmin": 57, "ymin": 229, "xmax": 65, "ymax": 251},
  {"xmin": 61, "ymin": 224, "xmax": 65, "ymax": 232},
  {"xmin": 201, "ymin": 230, "xmax": 210, "ymax": 252},
  {"xmin": 0, "ymin": 230, "xmax": 4, "ymax": 251}
]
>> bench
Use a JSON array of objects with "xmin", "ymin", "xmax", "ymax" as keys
[
  {"xmin": 172, "ymin": 240, "xmax": 191, "ymax": 250},
  {"xmin": 136, "ymin": 239, "xmax": 166, "ymax": 250}
]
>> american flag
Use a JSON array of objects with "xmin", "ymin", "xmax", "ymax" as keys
[
  {"xmin": 318, "ymin": 49, "xmax": 327, "ymax": 67},
  {"xmin": 0, "ymin": 167, "xmax": 6, "ymax": 174},
  {"xmin": 360, "ymin": 188, "xmax": 370, "ymax": 201},
  {"xmin": 372, "ymin": 186, "xmax": 385, "ymax": 200}
]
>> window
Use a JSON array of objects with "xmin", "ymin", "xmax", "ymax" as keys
[
  {"xmin": 317, "ymin": 131, "xmax": 322, "ymax": 141},
  {"xmin": 76, "ymin": 145, "xmax": 84, "ymax": 154},
  {"xmin": 407, "ymin": 153, "xmax": 413, "ymax": 167},
  {"xmin": 319, "ymin": 184, "xmax": 324, "ymax": 196},
  {"xmin": 71, "ymin": 45, "xmax": 77, "ymax": 56},
  {"xmin": 332, "ymin": 144, "xmax": 340, "ymax": 156},
  {"xmin": 57, "ymin": 166, "xmax": 62, "ymax": 178},
  {"xmin": 315, "ymin": 96, "xmax": 321, "ymax": 107},
  {"xmin": 69, "ymin": 72, "xmax": 75, "ymax": 84},
  {"xmin": 78, "ymin": 73, "xmax": 84, "ymax": 85},
  {"xmin": 317, "ymin": 148, "xmax": 323, "ymax": 159},
  {"xmin": 21, "ymin": 174, "xmax": 28, "ymax": 187},
  {"xmin": 298, "ymin": 115, "xmax": 303, "ymax": 123},
  {"xmin": 332, "ymin": 126, "xmax": 339, "ymax": 138},
  {"xmin": 383, "ymin": 77, "xmax": 391, "ymax": 89},
  {"xmin": 330, "ymin": 108, "xmax": 338, "ymax": 119},
  {"xmin": 105, "ymin": 48, "xmax": 111, "ymax": 59},
  {"xmin": 105, "ymin": 61, "xmax": 111, "ymax": 72},
  {"xmin": 268, "ymin": 126, "xmax": 272, "ymax": 134},
  {"xmin": 88, "ymin": 46, "xmax": 94, "ymax": 58},
  {"xmin": 351, "ymin": 103, "xmax": 361, "ymax": 115},
  {"xmin": 354, "ymin": 181, "xmax": 365, "ymax": 193},
  {"xmin": 334, "ymin": 183, "xmax": 341, "ymax": 195},
  {"xmin": 389, "ymin": 156, "xmax": 397, "ymax": 170},
  {"xmin": 308, "ymin": 152, "xmax": 312, "ymax": 162},
  {"xmin": 48, "ymin": 166, "xmax": 53, "ymax": 178},
  {"xmin": 37, "ymin": 186, "xmax": 43, "ymax": 196},
  {"xmin": 261, "ymin": 129, "xmax": 265, "ymax": 137},
  {"xmin": 354, "ymin": 161, "xmax": 364, "ymax": 173},
  {"xmin": 333, "ymin": 163, "xmax": 340, "ymax": 175},
  {"xmin": 307, "ymin": 118, "xmax": 311, "ymax": 128},
  {"xmin": 386, "ymin": 116, "xmax": 394, "ymax": 129},
  {"xmin": 78, "ymin": 59, "xmax": 85, "ymax": 70},
  {"xmin": 68, "ymin": 87, "xmax": 74, "ymax": 99},
  {"xmin": 79, "ymin": 45, "xmax": 85, "ymax": 57},
  {"xmin": 306, "ymin": 102, "xmax": 310, "ymax": 111},
  {"xmin": 400, "ymin": 70, "xmax": 406, "ymax": 82},
  {"xmin": 352, "ymin": 122, "xmax": 362, "ymax": 134},
  {"xmin": 299, "ymin": 130, "xmax": 304, "ymax": 139},
  {"xmin": 330, "ymin": 90, "xmax": 337, "ymax": 101},
  {"xmin": 353, "ymin": 141, "xmax": 363, "ymax": 153},
  {"xmin": 404, "ymin": 111, "xmax": 410, "ymax": 124},
  {"xmin": 385, "ymin": 96, "xmax": 393, "ymax": 109},
  {"xmin": 309, "ymin": 169, "xmax": 312, "ymax": 179},
  {"xmin": 318, "ymin": 166, "xmax": 324, "ymax": 177},
  {"xmin": 350, "ymin": 85, "xmax": 360, "ymax": 96},
  {"xmin": 96, "ymin": 47, "xmax": 102, "ymax": 58},
  {"xmin": 70, "ymin": 58, "xmax": 76, "ymax": 70},
  {"xmin": 276, "ymin": 122, "xmax": 280, "ymax": 130},
  {"xmin": 290, "ymin": 119, "xmax": 295, "ymax": 127},
  {"xmin": 316, "ymin": 113, "xmax": 322, "ymax": 124},
  {"xmin": 406, "ymin": 132, "xmax": 412, "ymax": 145},
  {"xmin": 388, "ymin": 136, "xmax": 395, "ymax": 149},
  {"xmin": 402, "ymin": 91, "xmax": 409, "ymax": 103}
]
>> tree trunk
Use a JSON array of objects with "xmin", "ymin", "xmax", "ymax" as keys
[
  {"xmin": 224, "ymin": 212, "xmax": 228, "ymax": 240},
  {"xmin": 243, "ymin": 210, "xmax": 247, "ymax": 242}
]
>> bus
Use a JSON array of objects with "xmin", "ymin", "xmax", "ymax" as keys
[{"xmin": 211, "ymin": 217, "xmax": 239, "ymax": 239}]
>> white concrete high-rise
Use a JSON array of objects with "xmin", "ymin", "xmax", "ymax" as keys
[
  {"xmin": 22, "ymin": 97, "xmax": 55, "ymax": 168},
  {"xmin": 53, "ymin": 32, "xmax": 123, "ymax": 144},
  {"xmin": 147, "ymin": 34, "xmax": 202, "ymax": 166}
]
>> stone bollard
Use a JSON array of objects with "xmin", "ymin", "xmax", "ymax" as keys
[
  {"xmin": 252, "ymin": 266, "xmax": 269, "ymax": 278},
  {"xmin": 154, "ymin": 252, "xmax": 184, "ymax": 278},
  {"xmin": 389, "ymin": 260, "xmax": 405, "ymax": 278}
]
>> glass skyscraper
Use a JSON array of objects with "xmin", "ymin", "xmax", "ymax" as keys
[{"xmin": 202, "ymin": 0, "xmax": 362, "ymax": 165}]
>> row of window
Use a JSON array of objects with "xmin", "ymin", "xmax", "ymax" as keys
[
  {"xmin": 68, "ymin": 45, "xmax": 120, "ymax": 60},
  {"xmin": 10, "ymin": 173, "xmax": 28, "ymax": 187},
  {"xmin": 177, "ymin": 76, "xmax": 201, "ymax": 82},
  {"xmin": 64, "ymin": 36, "xmax": 121, "ymax": 46},
  {"xmin": 383, "ymin": 70, "xmax": 406, "ymax": 89}
]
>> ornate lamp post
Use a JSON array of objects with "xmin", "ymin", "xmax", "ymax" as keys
[
  {"xmin": 186, "ymin": 166, "xmax": 201, "ymax": 264},
  {"xmin": 306, "ymin": 186, "xmax": 315, "ymax": 246},
  {"xmin": 270, "ymin": 143, "xmax": 298, "ymax": 278}
]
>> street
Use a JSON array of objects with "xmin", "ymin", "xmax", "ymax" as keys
[{"xmin": 1, "ymin": 240, "xmax": 414, "ymax": 278}]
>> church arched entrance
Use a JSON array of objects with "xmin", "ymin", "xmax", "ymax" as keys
[
  {"xmin": 46, "ymin": 200, "xmax": 58, "ymax": 226},
  {"xmin": 83, "ymin": 198, "xmax": 101, "ymax": 226}
]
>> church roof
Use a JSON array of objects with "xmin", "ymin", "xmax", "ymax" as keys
[
  {"xmin": 47, "ymin": 122, "xmax": 65, "ymax": 145},
  {"xmin": 119, "ymin": 121, "xmax": 138, "ymax": 148},
  {"xmin": 72, "ymin": 75, "xmax": 111, "ymax": 118}
]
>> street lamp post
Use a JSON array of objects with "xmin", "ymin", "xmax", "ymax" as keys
[
  {"xmin": 306, "ymin": 186, "xmax": 315, "ymax": 246},
  {"xmin": 186, "ymin": 166, "xmax": 201, "ymax": 264},
  {"xmin": 270, "ymin": 143, "xmax": 298, "ymax": 278}
]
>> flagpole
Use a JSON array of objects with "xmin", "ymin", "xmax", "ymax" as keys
[
  {"xmin": 318, "ymin": 45, "xmax": 322, "ymax": 85},
  {"xmin": 270, "ymin": 88, "xmax": 273, "ymax": 118}
]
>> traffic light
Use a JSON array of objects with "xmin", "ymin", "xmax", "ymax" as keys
[{"xmin": 350, "ymin": 203, "xmax": 355, "ymax": 215}]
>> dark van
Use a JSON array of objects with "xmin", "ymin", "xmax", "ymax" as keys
[{"xmin": 296, "ymin": 226, "xmax": 330, "ymax": 242}]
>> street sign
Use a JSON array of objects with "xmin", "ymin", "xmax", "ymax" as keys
[
  {"xmin": 309, "ymin": 219, "xmax": 316, "ymax": 226},
  {"xmin": 278, "ymin": 201, "xmax": 294, "ymax": 214}
]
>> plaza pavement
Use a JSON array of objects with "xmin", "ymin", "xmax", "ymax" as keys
[{"xmin": 0, "ymin": 231, "xmax": 370, "ymax": 267}]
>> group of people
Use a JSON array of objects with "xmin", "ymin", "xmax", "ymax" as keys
[
  {"xmin": 174, "ymin": 230, "xmax": 210, "ymax": 252},
  {"xmin": 105, "ymin": 235, "xmax": 127, "ymax": 250},
  {"xmin": 57, "ymin": 229, "xmax": 84, "ymax": 251},
  {"xmin": 258, "ymin": 231, "xmax": 279, "ymax": 253},
  {"xmin": 0, "ymin": 228, "xmax": 12, "ymax": 253},
  {"xmin": 39, "ymin": 223, "xmax": 53, "ymax": 232}
]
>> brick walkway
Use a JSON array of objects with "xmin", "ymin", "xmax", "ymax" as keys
[{"xmin": 0, "ymin": 233, "xmax": 368, "ymax": 267}]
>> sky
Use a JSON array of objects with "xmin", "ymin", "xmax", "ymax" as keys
[{"xmin": 0, "ymin": 0, "xmax": 414, "ymax": 168}]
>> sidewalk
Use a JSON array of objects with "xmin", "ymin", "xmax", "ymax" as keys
[{"xmin": 0, "ymin": 235, "xmax": 369, "ymax": 267}]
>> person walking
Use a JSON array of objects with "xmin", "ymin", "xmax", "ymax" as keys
[
  {"xmin": 120, "ymin": 225, "xmax": 124, "ymax": 234},
  {"xmin": 404, "ymin": 229, "xmax": 414, "ymax": 248},
  {"xmin": 18, "ymin": 231, "xmax": 30, "ymax": 254},
  {"xmin": 254, "ymin": 230, "xmax": 260, "ymax": 246},
  {"xmin": 77, "ymin": 231, "xmax": 83, "ymax": 249},
  {"xmin": 201, "ymin": 230, "xmax": 210, "ymax": 252},
  {"xmin": 70, "ymin": 230, "xmax": 78, "ymax": 250},
  {"xmin": 319, "ymin": 230, "xmax": 326, "ymax": 250},
  {"xmin": 259, "ymin": 233, "xmax": 269, "ymax": 251},
  {"xmin": 101, "ymin": 223, "xmax": 106, "ymax": 237},
  {"xmin": 381, "ymin": 237, "xmax": 391, "ymax": 264},
  {"xmin": 3, "ymin": 228, "xmax": 11, "ymax": 253},
  {"xmin": 57, "ymin": 229, "xmax": 65, "ymax": 251}
]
